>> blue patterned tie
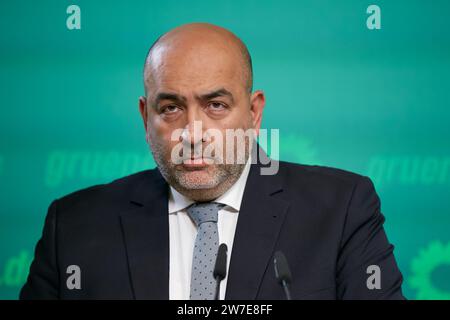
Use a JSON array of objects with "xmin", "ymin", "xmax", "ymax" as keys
[{"xmin": 187, "ymin": 202, "xmax": 224, "ymax": 300}]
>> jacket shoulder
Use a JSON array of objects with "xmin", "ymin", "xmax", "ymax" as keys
[
  {"xmin": 280, "ymin": 161, "xmax": 366, "ymax": 184},
  {"xmin": 53, "ymin": 168, "xmax": 161, "ymax": 213},
  {"xmin": 277, "ymin": 161, "xmax": 374, "ymax": 199}
]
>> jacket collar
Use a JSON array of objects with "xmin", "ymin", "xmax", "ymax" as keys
[{"xmin": 120, "ymin": 146, "xmax": 289, "ymax": 299}]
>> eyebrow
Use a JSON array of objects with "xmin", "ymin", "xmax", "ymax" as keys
[
  {"xmin": 153, "ymin": 88, "xmax": 234, "ymax": 106},
  {"xmin": 197, "ymin": 88, "xmax": 234, "ymax": 104},
  {"xmin": 154, "ymin": 92, "xmax": 187, "ymax": 106}
]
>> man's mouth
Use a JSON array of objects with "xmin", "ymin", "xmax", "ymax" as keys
[{"xmin": 181, "ymin": 157, "xmax": 212, "ymax": 169}]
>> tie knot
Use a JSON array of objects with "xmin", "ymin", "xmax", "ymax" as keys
[{"xmin": 187, "ymin": 202, "xmax": 223, "ymax": 227}]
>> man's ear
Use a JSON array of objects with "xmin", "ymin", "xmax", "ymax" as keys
[
  {"xmin": 139, "ymin": 96, "xmax": 150, "ymax": 143},
  {"xmin": 249, "ymin": 90, "xmax": 265, "ymax": 135},
  {"xmin": 139, "ymin": 96, "xmax": 148, "ymax": 131}
]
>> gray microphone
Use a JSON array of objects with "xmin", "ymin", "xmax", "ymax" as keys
[{"xmin": 274, "ymin": 251, "xmax": 293, "ymax": 300}]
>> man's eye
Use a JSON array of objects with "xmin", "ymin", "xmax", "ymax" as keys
[
  {"xmin": 207, "ymin": 102, "xmax": 226, "ymax": 111},
  {"xmin": 162, "ymin": 105, "xmax": 180, "ymax": 114}
]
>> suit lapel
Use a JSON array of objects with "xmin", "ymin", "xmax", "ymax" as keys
[
  {"xmin": 225, "ymin": 157, "xmax": 290, "ymax": 300},
  {"xmin": 118, "ymin": 147, "xmax": 289, "ymax": 300},
  {"xmin": 119, "ymin": 170, "xmax": 170, "ymax": 300}
]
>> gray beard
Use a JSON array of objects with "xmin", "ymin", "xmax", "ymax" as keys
[{"xmin": 149, "ymin": 139, "xmax": 250, "ymax": 201}]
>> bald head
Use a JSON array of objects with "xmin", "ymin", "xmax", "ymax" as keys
[
  {"xmin": 143, "ymin": 23, "xmax": 253, "ymax": 96},
  {"xmin": 138, "ymin": 23, "xmax": 266, "ymax": 201}
]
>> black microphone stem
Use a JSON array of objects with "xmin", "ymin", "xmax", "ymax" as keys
[
  {"xmin": 281, "ymin": 279, "xmax": 292, "ymax": 300},
  {"xmin": 214, "ymin": 277, "xmax": 222, "ymax": 300}
]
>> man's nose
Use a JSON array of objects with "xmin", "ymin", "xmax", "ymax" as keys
[{"xmin": 180, "ymin": 108, "xmax": 205, "ymax": 146}]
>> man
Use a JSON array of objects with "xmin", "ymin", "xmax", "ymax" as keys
[{"xmin": 20, "ymin": 23, "xmax": 404, "ymax": 299}]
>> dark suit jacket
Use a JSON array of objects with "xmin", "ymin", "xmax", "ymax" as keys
[{"xmin": 20, "ymin": 159, "xmax": 404, "ymax": 299}]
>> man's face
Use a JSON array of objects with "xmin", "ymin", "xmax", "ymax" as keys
[{"xmin": 139, "ymin": 38, "xmax": 264, "ymax": 201}]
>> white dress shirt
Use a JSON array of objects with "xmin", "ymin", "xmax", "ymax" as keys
[{"xmin": 168, "ymin": 156, "xmax": 252, "ymax": 300}]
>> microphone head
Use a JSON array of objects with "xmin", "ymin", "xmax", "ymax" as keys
[
  {"xmin": 213, "ymin": 243, "xmax": 228, "ymax": 280},
  {"xmin": 274, "ymin": 251, "xmax": 292, "ymax": 285}
]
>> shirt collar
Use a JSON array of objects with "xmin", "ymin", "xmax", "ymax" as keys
[{"xmin": 168, "ymin": 154, "xmax": 252, "ymax": 214}]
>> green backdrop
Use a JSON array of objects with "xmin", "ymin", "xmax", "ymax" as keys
[{"xmin": 1, "ymin": 0, "xmax": 449, "ymax": 300}]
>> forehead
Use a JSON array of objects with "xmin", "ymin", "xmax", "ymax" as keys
[{"xmin": 145, "ymin": 41, "xmax": 246, "ymax": 97}]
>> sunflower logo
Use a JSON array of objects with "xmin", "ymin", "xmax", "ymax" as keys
[{"xmin": 409, "ymin": 241, "xmax": 450, "ymax": 300}]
